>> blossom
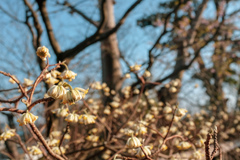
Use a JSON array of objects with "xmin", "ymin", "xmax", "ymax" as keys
[
  {"xmin": 109, "ymin": 101, "xmax": 120, "ymax": 108},
  {"xmin": 47, "ymin": 85, "xmax": 66, "ymax": 100},
  {"xmin": 17, "ymin": 110, "xmax": 38, "ymax": 126},
  {"xmin": 0, "ymin": 126, "xmax": 15, "ymax": 141},
  {"xmin": 135, "ymin": 146, "xmax": 151, "ymax": 158},
  {"xmin": 52, "ymin": 146, "xmax": 65, "ymax": 155},
  {"xmin": 175, "ymin": 108, "xmax": 188, "ymax": 117},
  {"xmin": 47, "ymin": 138, "xmax": 60, "ymax": 147},
  {"xmin": 9, "ymin": 75, "xmax": 18, "ymax": 84},
  {"xmin": 130, "ymin": 64, "xmax": 141, "ymax": 72},
  {"xmin": 51, "ymin": 70, "xmax": 61, "ymax": 78},
  {"xmin": 79, "ymin": 114, "xmax": 97, "ymax": 125},
  {"xmin": 65, "ymin": 112, "xmax": 79, "ymax": 123},
  {"xmin": 163, "ymin": 106, "xmax": 172, "ymax": 114},
  {"xmin": 45, "ymin": 77, "xmax": 59, "ymax": 85},
  {"xmin": 62, "ymin": 88, "xmax": 88, "ymax": 104},
  {"xmin": 135, "ymin": 125, "xmax": 148, "ymax": 135},
  {"xmin": 176, "ymin": 142, "xmax": 192, "ymax": 150},
  {"xmin": 36, "ymin": 46, "xmax": 50, "ymax": 61},
  {"xmin": 86, "ymin": 135, "xmax": 99, "ymax": 142},
  {"xmin": 23, "ymin": 78, "xmax": 34, "ymax": 87},
  {"xmin": 124, "ymin": 73, "xmax": 131, "ymax": 79},
  {"xmin": 52, "ymin": 107, "xmax": 69, "ymax": 117},
  {"xmin": 126, "ymin": 135, "xmax": 141, "ymax": 148},
  {"xmin": 143, "ymin": 70, "xmax": 151, "ymax": 78},
  {"xmin": 61, "ymin": 70, "xmax": 77, "ymax": 81},
  {"xmin": 27, "ymin": 146, "xmax": 42, "ymax": 155}
]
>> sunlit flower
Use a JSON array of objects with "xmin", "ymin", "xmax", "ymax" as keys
[
  {"xmin": 163, "ymin": 106, "xmax": 172, "ymax": 114},
  {"xmin": 135, "ymin": 146, "xmax": 151, "ymax": 158},
  {"xmin": 79, "ymin": 113, "xmax": 97, "ymax": 125},
  {"xmin": 135, "ymin": 125, "xmax": 147, "ymax": 135},
  {"xmin": 9, "ymin": 75, "xmax": 18, "ymax": 84},
  {"xmin": 0, "ymin": 126, "xmax": 15, "ymax": 141},
  {"xmin": 23, "ymin": 78, "xmax": 34, "ymax": 87},
  {"xmin": 45, "ymin": 77, "xmax": 59, "ymax": 85},
  {"xmin": 51, "ymin": 70, "xmax": 61, "ymax": 78},
  {"xmin": 122, "ymin": 128, "xmax": 135, "ymax": 136},
  {"xmin": 126, "ymin": 135, "xmax": 141, "ymax": 148},
  {"xmin": 61, "ymin": 70, "xmax": 77, "ymax": 81},
  {"xmin": 191, "ymin": 150, "xmax": 202, "ymax": 159},
  {"xmin": 86, "ymin": 135, "xmax": 99, "ymax": 142},
  {"xmin": 36, "ymin": 46, "xmax": 51, "ymax": 61},
  {"xmin": 161, "ymin": 144, "xmax": 168, "ymax": 151},
  {"xmin": 50, "ymin": 131, "xmax": 61, "ymax": 139},
  {"xmin": 176, "ymin": 108, "xmax": 188, "ymax": 117},
  {"xmin": 47, "ymin": 138, "xmax": 60, "ymax": 147},
  {"xmin": 65, "ymin": 112, "xmax": 79, "ymax": 123},
  {"xmin": 52, "ymin": 146, "xmax": 65, "ymax": 155},
  {"xmin": 52, "ymin": 107, "xmax": 69, "ymax": 117},
  {"xmin": 27, "ymin": 146, "xmax": 42, "ymax": 155},
  {"xmin": 176, "ymin": 142, "xmax": 192, "ymax": 150},
  {"xmin": 125, "ymin": 73, "xmax": 131, "ymax": 79},
  {"xmin": 62, "ymin": 88, "xmax": 88, "ymax": 104},
  {"xmin": 130, "ymin": 64, "xmax": 141, "ymax": 72},
  {"xmin": 109, "ymin": 101, "xmax": 120, "ymax": 108},
  {"xmin": 143, "ymin": 70, "xmax": 151, "ymax": 78},
  {"xmin": 17, "ymin": 110, "xmax": 38, "ymax": 126},
  {"xmin": 47, "ymin": 85, "xmax": 66, "ymax": 99}
]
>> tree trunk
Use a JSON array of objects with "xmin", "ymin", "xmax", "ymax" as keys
[{"xmin": 100, "ymin": 0, "xmax": 122, "ymax": 92}]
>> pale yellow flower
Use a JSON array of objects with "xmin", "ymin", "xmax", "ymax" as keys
[
  {"xmin": 17, "ymin": 110, "xmax": 38, "ymax": 126},
  {"xmin": 52, "ymin": 146, "xmax": 65, "ymax": 155},
  {"xmin": 51, "ymin": 70, "xmax": 61, "ymax": 78},
  {"xmin": 143, "ymin": 70, "xmax": 151, "ymax": 78},
  {"xmin": 27, "ymin": 146, "xmax": 42, "ymax": 155},
  {"xmin": 47, "ymin": 138, "xmax": 60, "ymax": 147},
  {"xmin": 130, "ymin": 64, "xmax": 141, "ymax": 72},
  {"xmin": 62, "ymin": 88, "xmax": 88, "ymax": 105},
  {"xmin": 135, "ymin": 146, "xmax": 151, "ymax": 158},
  {"xmin": 86, "ymin": 135, "xmax": 99, "ymax": 142},
  {"xmin": 61, "ymin": 70, "xmax": 77, "ymax": 81},
  {"xmin": 23, "ymin": 78, "xmax": 34, "ymax": 87},
  {"xmin": 52, "ymin": 107, "xmax": 69, "ymax": 117},
  {"xmin": 45, "ymin": 77, "xmax": 59, "ymax": 85},
  {"xmin": 176, "ymin": 142, "xmax": 192, "ymax": 150},
  {"xmin": 0, "ymin": 126, "xmax": 15, "ymax": 141},
  {"xmin": 47, "ymin": 85, "xmax": 66, "ymax": 100},
  {"xmin": 175, "ymin": 108, "xmax": 188, "ymax": 117},
  {"xmin": 65, "ymin": 112, "xmax": 79, "ymax": 123},
  {"xmin": 135, "ymin": 126, "xmax": 147, "ymax": 135},
  {"xmin": 163, "ymin": 106, "xmax": 172, "ymax": 114},
  {"xmin": 50, "ymin": 131, "xmax": 61, "ymax": 138},
  {"xmin": 126, "ymin": 135, "xmax": 141, "ymax": 148},
  {"xmin": 36, "ymin": 46, "xmax": 50, "ymax": 61},
  {"xmin": 124, "ymin": 73, "xmax": 131, "ymax": 79},
  {"xmin": 79, "ymin": 114, "xmax": 97, "ymax": 125},
  {"xmin": 9, "ymin": 75, "xmax": 18, "ymax": 84}
]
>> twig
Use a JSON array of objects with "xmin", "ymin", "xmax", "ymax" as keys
[
  {"xmin": 0, "ymin": 71, "xmax": 29, "ymax": 100},
  {"xmin": 15, "ymin": 133, "xmax": 32, "ymax": 160},
  {"xmin": 205, "ymin": 132, "xmax": 212, "ymax": 160},
  {"xmin": 59, "ymin": 123, "xmax": 70, "ymax": 160},
  {"xmin": 140, "ymin": 146, "xmax": 153, "ymax": 160},
  {"xmin": 29, "ymin": 123, "xmax": 64, "ymax": 160}
]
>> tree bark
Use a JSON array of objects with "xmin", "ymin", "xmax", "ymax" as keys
[{"xmin": 100, "ymin": 0, "xmax": 122, "ymax": 92}]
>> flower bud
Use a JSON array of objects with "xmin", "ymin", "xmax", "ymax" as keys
[{"xmin": 36, "ymin": 46, "xmax": 50, "ymax": 61}]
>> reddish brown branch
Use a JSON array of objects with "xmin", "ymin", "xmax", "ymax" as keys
[
  {"xmin": 0, "ymin": 107, "xmax": 25, "ymax": 114},
  {"xmin": 29, "ymin": 123, "xmax": 64, "ymax": 160}
]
